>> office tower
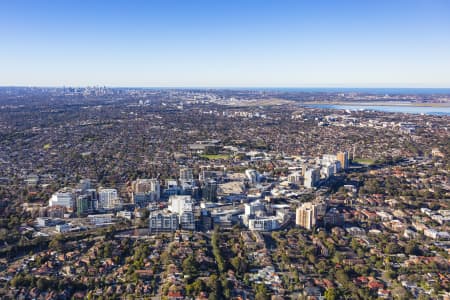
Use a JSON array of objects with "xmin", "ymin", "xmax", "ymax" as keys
[
  {"xmin": 76, "ymin": 195, "xmax": 89, "ymax": 215},
  {"xmin": 313, "ymin": 201, "xmax": 327, "ymax": 218},
  {"xmin": 321, "ymin": 163, "xmax": 336, "ymax": 178},
  {"xmin": 179, "ymin": 168, "xmax": 195, "ymax": 196},
  {"xmin": 85, "ymin": 189, "xmax": 98, "ymax": 210},
  {"xmin": 322, "ymin": 154, "xmax": 337, "ymax": 163},
  {"xmin": 337, "ymin": 151, "xmax": 349, "ymax": 170},
  {"xmin": 191, "ymin": 186, "xmax": 201, "ymax": 200},
  {"xmin": 203, "ymin": 180, "xmax": 218, "ymax": 202}
]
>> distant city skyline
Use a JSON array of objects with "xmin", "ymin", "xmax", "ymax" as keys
[{"xmin": 1, "ymin": 0, "xmax": 450, "ymax": 87}]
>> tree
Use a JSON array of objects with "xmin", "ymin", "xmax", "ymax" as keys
[
  {"xmin": 325, "ymin": 287, "xmax": 337, "ymax": 300},
  {"xmin": 208, "ymin": 292, "xmax": 219, "ymax": 300},
  {"xmin": 243, "ymin": 273, "xmax": 250, "ymax": 286},
  {"xmin": 231, "ymin": 256, "xmax": 248, "ymax": 277},
  {"xmin": 191, "ymin": 279, "xmax": 206, "ymax": 295},
  {"xmin": 331, "ymin": 252, "xmax": 344, "ymax": 264},
  {"xmin": 211, "ymin": 228, "xmax": 226, "ymax": 273},
  {"xmin": 37, "ymin": 278, "xmax": 50, "ymax": 290},
  {"xmin": 255, "ymin": 284, "xmax": 270, "ymax": 300},
  {"xmin": 231, "ymin": 256, "xmax": 240, "ymax": 271},
  {"xmin": 49, "ymin": 235, "xmax": 64, "ymax": 251},
  {"xmin": 350, "ymin": 238, "xmax": 359, "ymax": 251},
  {"xmin": 182, "ymin": 254, "xmax": 199, "ymax": 278},
  {"xmin": 316, "ymin": 260, "xmax": 327, "ymax": 274},
  {"xmin": 207, "ymin": 274, "xmax": 223, "ymax": 298},
  {"xmin": 385, "ymin": 242, "xmax": 402, "ymax": 255},
  {"xmin": 102, "ymin": 242, "xmax": 113, "ymax": 258},
  {"xmin": 417, "ymin": 294, "xmax": 432, "ymax": 300},
  {"xmin": 222, "ymin": 276, "xmax": 232, "ymax": 299},
  {"xmin": 140, "ymin": 208, "xmax": 150, "ymax": 220},
  {"xmin": 392, "ymin": 284, "xmax": 412, "ymax": 300},
  {"xmin": 405, "ymin": 241, "xmax": 422, "ymax": 256},
  {"xmin": 335, "ymin": 269, "xmax": 349, "ymax": 287}
]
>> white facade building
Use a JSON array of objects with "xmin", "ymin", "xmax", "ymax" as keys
[
  {"xmin": 98, "ymin": 188, "xmax": 119, "ymax": 210},
  {"xmin": 149, "ymin": 212, "xmax": 179, "ymax": 233},
  {"xmin": 168, "ymin": 195, "xmax": 195, "ymax": 230},
  {"xmin": 244, "ymin": 200, "xmax": 265, "ymax": 217},
  {"xmin": 304, "ymin": 168, "xmax": 320, "ymax": 188},
  {"xmin": 287, "ymin": 171, "xmax": 302, "ymax": 184},
  {"xmin": 168, "ymin": 195, "xmax": 193, "ymax": 215},
  {"xmin": 245, "ymin": 169, "xmax": 261, "ymax": 184},
  {"xmin": 248, "ymin": 217, "xmax": 280, "ymax": 231},
  {"xmin": 49, "ymin": 192, "xmax": 74, "ymax": 210},
  {"xmin": 180, "ymin": 168, "xmax": 194, "ymax": 185},
  {"xmin": 88, "ymin": 214, "xmax": 114, "ymax": 226}
]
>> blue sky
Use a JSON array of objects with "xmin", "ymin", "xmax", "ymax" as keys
[{"xmin": 1, "ymin": 0, "xmax": 449, "ymax": 87}]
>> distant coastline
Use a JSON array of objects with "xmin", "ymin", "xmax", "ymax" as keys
[
  {"xmin": 303, "ymin": 101, "xmax": 450, "ymax": 107},
  {"xmin": 225, "ymin": 87, "xmax": 450, "ymax": 95},
  {"xmin": 303, "ymin": 102, "xmax": 450, "ymax": 115}
]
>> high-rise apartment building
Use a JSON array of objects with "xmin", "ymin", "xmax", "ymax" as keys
[
  {"xmin": 149, "ymin": 212, "xmax": 179, "ymax": 233},
  {"xmin": 179, "ymin": 168, "xmax": 194, "ymax": 184},
  {"xmin": 337, "ymin": 151, "xmax": 349, "ymax": 170},
  {"xmin": 304, "ymin": 168, "xmax": 320, "ymax": 188},
  {"xmin": 296, "ymin": 202, "xmax": 319, "ymax": 230},
  {"xmin": 168, "ymin": 195, "xmax": 195, "ymax": 230},
  {"xmin": 132, "ymin": 179, "xmax": 160, "ymax": 207},
  {"xmin": 98, "ymin": 188, "xmax": 119, "ymax": 210}
]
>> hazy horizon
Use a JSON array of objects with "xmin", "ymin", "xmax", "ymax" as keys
[{"xmin": 2, "ymin": 86, "xmax": 450, "ymax": 90}]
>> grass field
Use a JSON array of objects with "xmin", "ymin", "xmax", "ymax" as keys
[
  {"xmin": 352, "ymin": 158, "xmax": 375, "ymax": 165},
  {"xmin": 200, "ymin": 154, "xmax": 230, "ymax": 160}
]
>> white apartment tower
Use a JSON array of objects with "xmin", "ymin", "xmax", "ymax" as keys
[
  {"xmin": 98, "ymin": 188, "xmax": 119, "ymax": 210},
  {"xmin": 304, "ymin": 168, "xmax": 320, "ymax": 188}
]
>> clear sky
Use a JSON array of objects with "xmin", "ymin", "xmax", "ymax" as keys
[{"xmin": 1, "ymin": 0, "xmax": 450, "ymax": 87}]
